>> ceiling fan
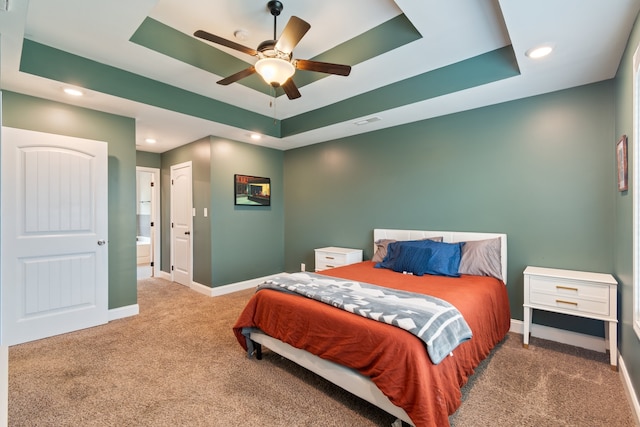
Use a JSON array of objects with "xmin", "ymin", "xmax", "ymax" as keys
[{"xmin": 194, "ymin": 0, "xmax": 351, "ymax": 100}]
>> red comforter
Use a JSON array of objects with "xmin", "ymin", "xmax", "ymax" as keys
[{"xmin": 233, "ymin": 261, "xmax": 511, "ymax": 427}]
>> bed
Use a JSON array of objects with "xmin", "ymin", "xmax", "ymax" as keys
[{"xmin": 233, "ymin": 229, "xmax": 511, "ymax": 426}]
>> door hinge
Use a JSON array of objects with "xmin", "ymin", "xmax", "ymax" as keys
[
  {"xmin": 171, "ymin": 265, "xmax": 174, "ymax": 271},
  {"xmin": 171, "ymin": 179, "xmax": 174, "ymax": 185},
  {"xmin": 150, "ymin": 261, "xmax": 154, "ymax": 267},
  {"xmin": 150, "ymin": 221, "xmax": 154, "ymax": 227},
  {"xmin": 171, "ymin": 222, "xmax": 174, "ymax": 228},
  {"xmin": 150, "ymin": 182, "xmax": 155, "ymax": 187}
]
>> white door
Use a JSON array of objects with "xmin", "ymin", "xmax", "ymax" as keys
[
  {"xmin": 170, "ymin": 162, "xmax": 192, "ymax": 287},
  {"xmin": 1, "ymin": 127, "xmax": 109, "ymax": 346}
]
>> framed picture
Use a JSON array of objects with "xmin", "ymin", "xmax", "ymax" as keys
[
  {"xmin": 617, "ymin": 135, "xmax": 628, "ymax": 192},
  {"xmin": 234, "ymin": 174, "xmax": 271, "ymax": 206}
]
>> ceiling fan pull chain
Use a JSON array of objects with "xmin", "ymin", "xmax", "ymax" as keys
[{"xmin": 270, "ymin": 86, "xmax": 278, "ymax": 124}]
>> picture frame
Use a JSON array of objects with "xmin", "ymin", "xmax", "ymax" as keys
[
  {"xmin": 617, "ymin": 135, "xmax": 628, "ymax": 192},
  {"xmin": 234, "ymin": 174, "xmax": 271, "ymax": 206}
]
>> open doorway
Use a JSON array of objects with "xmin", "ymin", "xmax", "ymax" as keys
[{"xmin": 136, "ymin": 167, "xmax": 160, "ymax": 279}]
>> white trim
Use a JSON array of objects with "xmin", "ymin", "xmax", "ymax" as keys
[
  {"xmin": 108, "ymin": 304, "xmax": 139, "ymax": 321},
  {"xmin": 619, "ymin": 355, "xmax": 640, "ymax": 426},
  {"xmin": 632, "ymin": 40, "xmax": 640, "ymax": 340},
  {"xmin": 136, "ymin": 166, "xmax": 161, "ymax": 278},
  {"xmin": 510, "ymin": 319, "xmax": 606, "ymax": 353},
  {"xmin": 158, "ymin": 270, "xmax": 172, "ymax": 281},
  {"xmin": 191, "ymin": 273, "xmax": 287, "ymax": 297},
  {"xmin": 0, "ymin": 346, "xmax": 7, "ymax": 427}
]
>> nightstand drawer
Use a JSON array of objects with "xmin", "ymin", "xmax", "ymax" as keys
[
  {"xmin": 314, "ymin": 247, "xmax": 363, "ymax": 271},
  {"xmin": 528, "ymin": 276, "xmax": 610, "ymax": 299},
  {"xmin": 528, "ymin": 291, "xmax": 609, "ymax": 316},
  {"xmin": 316, "ymin": 259, "xmax": 343, "ymax": 270},
  {"xmin": 316, "ymin": 251, "xmax": 348, "ymax": 266}
]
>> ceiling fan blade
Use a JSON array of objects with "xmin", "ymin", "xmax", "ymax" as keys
[
  {"xmin": 194, "ymin": 30, "xmax": 258, "ymax": 56},
  {"xmin": 281, "ymin": 79, "xmax": 301, "ymax": 100},
  {"xmin": 294, "ymin": 59, "xmax": 351, "ymax": 76},
  {"xmin": 217, "ymin": 66, "xmax": 256, "ymax": 85},
  {"xmin": 275, "ymin": 16, "xmax": 311, "ymax": 54}
]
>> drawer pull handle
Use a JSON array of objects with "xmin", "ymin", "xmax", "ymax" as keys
[
  {"xmin": 556, "ymin": 285, "xmax": 578, "ymax": 292},
  {"xmin": 325, "ymin": 256, "xmax": 335, "ymax": 260},
  {"xmin": 326, "ymin": 265, "xmax": 335, "ymax": 268},
  {"xmin": 556, "ymin": 299, "xmax": 578, "ymax": 306}
]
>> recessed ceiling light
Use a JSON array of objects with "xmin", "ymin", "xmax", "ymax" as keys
[
  {"xmin": 250, "ymin": 133, "xmax": 262, "ymax": 140},
  {"xmin": 63, "ymin": 87, "xmax": 83, "ymax": 96},
  {"xmin": 525, "ymin": 45, "xmax": 553, "ymax": 59},
  {"xmin": 145, "ymin": 138, "xmax": 157, "ymax": 144}
]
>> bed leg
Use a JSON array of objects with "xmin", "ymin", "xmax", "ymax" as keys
[
  {"xmin": 255, "ymin": 342, "xmax": 262, "ymax": 360},
  {"xmin": 244, "ymin": 336, "xmax": 263, "ymax": 360}
]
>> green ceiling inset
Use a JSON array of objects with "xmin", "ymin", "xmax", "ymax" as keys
[
  {"xmin": 281, "ymin": 46, "xmax": 521, "ymax": 137},
  {"xmin": 130, "ymin": 17, "xmax": 271, "ymax": 95},
  {"xmin": 19, "ymin": 39, "xmax": 280, "ymax": 137},
  {"xmin": 19, "ymin": 38, "xmax": 520, "ymax": 143},
  {"xmin": 130, "ymin": 14, "xmax": 421, "ymax": 95}
]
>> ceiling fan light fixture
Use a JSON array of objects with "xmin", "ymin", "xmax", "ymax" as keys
[{"xmin": 255, "ymin": 57, "xmax": 295, "ymax": 86}]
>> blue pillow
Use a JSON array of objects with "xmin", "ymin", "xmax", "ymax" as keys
[
  {"xmin": 421, "ymin": 240, "xmax": 464, "ymax": 277},
  {"xmin": 375, "ymin": 239, "xmax": 426, "ymax": 270},
  {"xmin": 390, "ymin": 244, "xmax": 432, "ymax": 276},
  {"xmin": 376, "ymin": 239, "xmax": 464, "ymax": 277}
]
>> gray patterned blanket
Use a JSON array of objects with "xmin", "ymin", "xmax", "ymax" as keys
[{"xmin": 257, "ymin": 272, "xmax": 472, "ymax": 364}]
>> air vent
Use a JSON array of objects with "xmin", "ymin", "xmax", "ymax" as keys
[
  {"xmin": 353, "ymin": 117, "xmax": 381, "ymax": 126},
  {"xmin": 0, "ymin": 1, "xmax": 9, "ymax": 12}
]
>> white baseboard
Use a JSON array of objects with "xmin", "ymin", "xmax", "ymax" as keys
[
  {"xmin": 148, "ymin": 270, "xmax": 282, "ymax": 296},
  {"xmin": 619, "ymin": 355, "xmax": 640, "ymax": 426},
  {"xmin": 191, "ymin": 273, "xmax": 287, "ymax": 297},
  {"xmin": 190, "ymin": 280, "xmax": 214, "ymax": 296},
  {"xmin": 509, "ymin": 319, "xmax": 606, "ymax": 353},
  {"xmin": 0, "ymin": 346, "xmax": 7, "ymax": 427},
  {"xmin": 108, "ymin": 304, "xmax": 139, "ymax": 321}
]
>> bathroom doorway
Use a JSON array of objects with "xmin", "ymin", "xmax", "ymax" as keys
[{"xmin": 136, "ymin": 167, "xmax": 160, "ymax": 279}]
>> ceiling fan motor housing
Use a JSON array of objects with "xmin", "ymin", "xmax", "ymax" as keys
[
  {"xmin": 257, "ymin": 40, "xmax": 291, "ymax": 60},
  {"xmin": 268, "ymin": 1, "xmax": 283, "ymax": 16}
]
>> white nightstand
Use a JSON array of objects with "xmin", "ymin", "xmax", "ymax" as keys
[
  {"xmin": 523, "ymin": 266, "xmax": 618, "ymax": 370},
  {"xmin": 314, "ymin": 247, "xmax": 363, "ymax": 271}
]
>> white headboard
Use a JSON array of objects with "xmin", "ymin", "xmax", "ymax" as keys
[{"xmin": 373, "ymin": 229, "xmax": 508, "ymax": 284}]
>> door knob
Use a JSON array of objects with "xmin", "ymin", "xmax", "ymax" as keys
[{"xmin": 97, "ymin": 240, "xmax": 106, "ymax": 246}]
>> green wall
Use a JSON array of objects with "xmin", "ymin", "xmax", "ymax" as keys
[
  {"xmin": 2, "ymin": 91, "xmax": 137, "ymax": 309},
  {"xmin": 614, "ymin": 8, "xmax": 640, "ymax": 407},
  {"xmin": 284, "ymin": 81, "xmax": 615, "ymax": 335},
  {"xmin": 136, "ymin": 150, "xmax": 161, "ymax": 168},
  {"xmin": 209, "ymin": 137, "xmax": 284, "ymax": 285}
]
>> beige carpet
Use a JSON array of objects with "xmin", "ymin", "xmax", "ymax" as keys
[{"xmin": 8, "ymin": 277, "xmax": 637, "ymax": 426}]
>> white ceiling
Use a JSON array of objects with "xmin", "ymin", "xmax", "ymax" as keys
[{"xmin": 1, "ymin": 0, "xmax": 638, "ymax": 153}]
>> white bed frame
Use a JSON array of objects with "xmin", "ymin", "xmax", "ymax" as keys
[{"xmin": 249, "ymin": 229, "xmax": 507, "ymax": 426}]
